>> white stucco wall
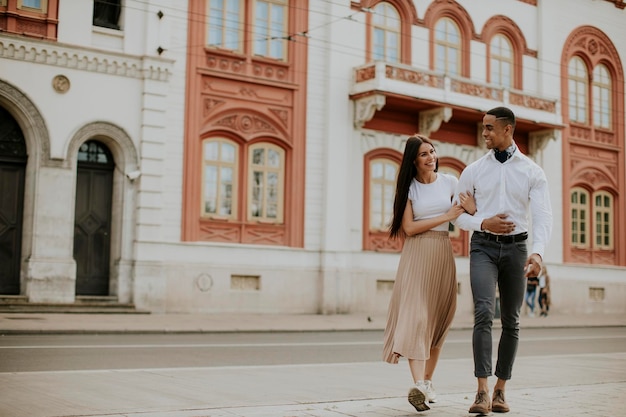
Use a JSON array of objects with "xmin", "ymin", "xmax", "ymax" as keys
[{"xmin": 1, "ymin": 0, "xmax": 623, "ymax": 315}]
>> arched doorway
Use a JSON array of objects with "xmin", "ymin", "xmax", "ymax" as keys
[
  {"xmin": 0, "ymin": 107, "xmax": 27, "ymax": 295},
  {"xmin": 73, "ymin": 140, "xmax": 114, "ymax": 295}
]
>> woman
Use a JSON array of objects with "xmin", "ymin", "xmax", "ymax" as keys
[
  {"xmin": 382, "ymin": 135, "xmax": 475, "ymax": 412},
  {"xmin": 538, "ymin": 266, "xmax": 551, "ymax": 317},
  {"xmin": 525, "ymin": 276, "xmax": 539, "ymax": 317}
]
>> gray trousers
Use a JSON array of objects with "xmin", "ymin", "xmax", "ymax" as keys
[{"xmin": 470, "ymin": 233, "xmax": 527, "ymax": 380}]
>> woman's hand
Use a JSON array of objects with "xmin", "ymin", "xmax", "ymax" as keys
[
  {"xmin": 446, "ymin": 202, "xmax": 466, "ymax": 221},
  {"xmin": 459, "ymin": 191, "xmax": 477, "ymax": 215}
]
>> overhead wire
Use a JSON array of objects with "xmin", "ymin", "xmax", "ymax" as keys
[{"xmin": 84, "ymin": 1, "xmax": 626, "ymax": 101}]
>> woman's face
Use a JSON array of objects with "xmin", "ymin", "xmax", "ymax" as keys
[{"xmin": 414, "ymin": 142, "xmax": 437, "ymax": 173}]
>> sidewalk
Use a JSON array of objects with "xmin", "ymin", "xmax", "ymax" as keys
[
  {"xmin": 1, "ymin": 311, "xmax": 625, "ymax": 417},
  {"xmin": 1, "ymin": 310, "xmax": 625, "ymax": 334}
]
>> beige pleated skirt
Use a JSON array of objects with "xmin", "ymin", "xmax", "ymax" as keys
[{"xmin": 383, "ymin": 230, "xmax": 457, "ymax": 363}]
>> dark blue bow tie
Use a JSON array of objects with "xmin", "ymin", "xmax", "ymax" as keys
[{"xmin": 494, "ymin": 148, "xmax": 510, "ymax": 163}]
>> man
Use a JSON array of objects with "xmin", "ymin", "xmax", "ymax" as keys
[{"xmin": 455, "ymin": 106, "xmax": 552, "ymax": 413}]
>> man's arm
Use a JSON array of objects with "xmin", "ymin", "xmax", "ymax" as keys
[
  {"xmin": 453, "ymin": 167, "xmax": 484, "ymax": 231},
  {"xmin": 525, "ymin": 167, "xmax": 553, "ymax": 277}
]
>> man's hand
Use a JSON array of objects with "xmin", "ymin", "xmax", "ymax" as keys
[
  {"xmin": 481, "ymin": 214, "xmax": 515, "ymax": 234},
  {"xmin": 524, "ymin": 253, "xmax": 543, "ymax": 278}
]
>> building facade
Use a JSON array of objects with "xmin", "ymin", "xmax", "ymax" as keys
[{"xmin": 1, "ymin": 0, "xmax": 624, "ymax": 316}]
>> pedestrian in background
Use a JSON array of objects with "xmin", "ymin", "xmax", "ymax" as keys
[
  {"xmin": 525, "ymin": 275, "xmax": 539, "ymax": 317},
  {"xmin": 383, "ymin": 135, "xmax": 476, "ymax": 412},
  {"xmin": 538, "ymin": 266, "xmax": 551, "ymax": 317},
  {"xmin": 454, "ymin": 107, "xmax": 553, "ymax": 414}
]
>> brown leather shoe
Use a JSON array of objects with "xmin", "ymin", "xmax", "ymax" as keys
[
  {"xmin": 408, "ymin": 386, "xmax": 430, "ymax": 412},
  {"xmin": 469, "ymin": 390, "xmax": 491, "ymax": 414},
  {"xmin": 492, "ymin": 389, "xmax": 510, "ymax": 413}
]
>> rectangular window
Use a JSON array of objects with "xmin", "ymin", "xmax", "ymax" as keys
[
  {"xmin": 570, "ymin": 189, "xmax": 589, "ymax": 248},
  {"xmin": 93, "ymin": 0, "xmax": 122, "ymax": 30},
  {"xmin": 593, "ymin": 192, "xmax": 613, "ymax": 249},
  {"xmin": 592, "ymin": 64, "xmax": 612, "ymax": 129},
  {"xmin": 203, "ymin": 139, "xmax": 238, "ymax": 219},
  {"xmin": 17, "ymin": 0, "xmax": 47, "ymax": 12},
  {"xmin": 248, "ymin": 144, "xmax": 284, "ymax": 222},
  {"xmin": 369, "ymin": 159, "xmax": 397, "ymax": 231},
  {"xmin": 254, "ymin": 0, "xmax": 287, "ymax": 60},
  {"xmin": 207, "ymin": 0, "xmax": 242, "ymax": 51}
]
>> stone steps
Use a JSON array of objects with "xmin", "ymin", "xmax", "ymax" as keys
[{"xmin": 0, "ymin": 296, "xmax": 150, "ymax": 314}]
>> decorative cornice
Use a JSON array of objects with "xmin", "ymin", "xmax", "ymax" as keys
[{"xmin": 0, "ymin": 36, "xmax": 172, "ymax": 82}]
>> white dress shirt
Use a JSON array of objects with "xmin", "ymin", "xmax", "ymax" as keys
[{"xmin": 454, "ymin": 143, "xmax": 553, "ymax": 258}]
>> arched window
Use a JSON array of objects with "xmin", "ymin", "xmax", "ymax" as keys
[
  {"xmin": 369, "ymin": 158, "xmax": 398, "ymax": 231},
  {"xmin": 570, "ymin": 187, "xmax": 590, "ymax": 248},
  {"xmin": 371, "ymin": 2, "xmax": 401, "ymax": 63},
  {"xmin": 248, "ymin": 143, "xmax": 285, "ymax": 223},
  {"xmin": 206, "ymin": 0, "xmax": 243, "ymax": 52},
  {"xmin": 490, "ymin": 34, "xmax": 513, "ymax": 88},
  {"xmin": 592, "ymin": 64, "xmax": 612, "ymax": 129},
  {"xmin": 435, "ymin": 18, "xmax": 461, "ymax": 76},
  {"xmin": 568, "ymin": 57, "xmax": 588, "ymax": 124},
  {"xmin": 202, "ymin": 138, "xmax": 238, "ymax": 219}
]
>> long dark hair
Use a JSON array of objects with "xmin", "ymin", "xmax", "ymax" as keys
[{"xmin": 389, "ymin": 135, "xmax": 438, "ymax": 239}]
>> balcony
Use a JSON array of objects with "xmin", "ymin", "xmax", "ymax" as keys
[{"xmin": 349, "ymin": 61, "xmax": 562, "ymax": 140}]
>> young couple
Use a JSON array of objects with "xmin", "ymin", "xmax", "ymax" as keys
[{"xmin": 383, "ymin": 106, "xmax": 553, "ymax": 414}]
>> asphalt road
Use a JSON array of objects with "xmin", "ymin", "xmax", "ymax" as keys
[{"xmin": 1, "ymin": 327, "xmax": 624, "ymax": 372}]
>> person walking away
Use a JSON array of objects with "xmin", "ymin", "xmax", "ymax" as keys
[
  {"xmin": 454, "ymin": 107, "xmax": 553, "ymax": 414},
  {"xmin": 525, "ymin": 276, "xmax": 539, "ymax": 317},
  {"xmin": 383, "ymin": 135, "xmax": 476, "ymax": 412},
  {"xmin": 538, "ymin": 266, "xmax": 551, "ymax": 317}
]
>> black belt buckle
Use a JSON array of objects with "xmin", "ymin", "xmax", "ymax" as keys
[
  {"xmin": 494, "ymin": 234, "xmax": 512, "ymax": 243},
  {"xmin": 480, "ymin": 232, "xmax": 527, "ymax": 243}
]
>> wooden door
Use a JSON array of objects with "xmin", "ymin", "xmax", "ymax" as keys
[
  {"xmin": 73, "ymin": 141, "xmax": 114, "ymax": 296},
  {"xmin": 0, "ymin": 107, "xmax": 27, "ymax": 295}
]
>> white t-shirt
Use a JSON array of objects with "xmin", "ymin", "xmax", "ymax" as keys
[{"xmin": 408, "ymin": 173, "xmax": 458, "ymax": 232}]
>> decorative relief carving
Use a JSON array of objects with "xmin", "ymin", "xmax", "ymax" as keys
[
  {"xmin": 355, "ymin": 65, "xmax": 376, "ymax": 82},
  {"xmin": 450, "ymin": 80, "xmax": 494, "ymax": 98},
  {"xmin": 0, "ymin": 79, "xmax": 51, "ymax": 164},
  {"xmin": 52, "ymin": 75, "xmax": 70, "ymax": 93},
  {"xmin": 570, "ymin": 126, "xmax": 592, "ymax": 141},
  {"xmin": 214, "ymin": 113, "xmax": 277, "ymax": 135},
  {"xmin": 570, "ymin": 144, "xmax": 617, "ymax": 162},
  {"xmin": 16, "ymin": 20, "xmax": 46, "ymax": 36},
  {"xmin": 509, "ymin": 92, "xmax": 556, "ymax": 113},
  {"xmin": 594, "ymin": 131, "xmax": 615, "ymax": 146},
  {"xmin": 203, "ymin": 98, "xmax": 225, "ymax": 118},
  {"xmin": 199, "ymin": 223, "xmax": 240, "ymax": 243},
  {"xmin": 244, "ymin": 226, "xmax": 285, "ymax": 245},
  {"xmin": 360, "ymin": 131, "xmax": 406, "ymax": 154},
  {"xmin": 369, "ymin": 234, "xmax": 401, "ymax": 252},
  {"xmin": 269, "ymin": 108, "xmax": 289, "ymax": 127},
  {"xmin": 576, "ymin": 169, "xmax": 612, "ymax": 187},
  {"xmin": 0, "ymin": 39, "xmax": 171, "ymax": 81},
  {"xmin": 354, "ymin": 94, "xmax": 385, "ymax": 128},
  {"xmin": 206, "ymin": 53, "xmax": 289, "ymax": 81},
  {"xmin": 419, "ymin": 107, "xmax": 452, "ymax": 137},
  {"xmin": 386, "ymin": 66, "xmax": 444, "ymax": 88},
  {"xmin": 202, "ymin": 77, "xmax": 291, "ymax": 104}
]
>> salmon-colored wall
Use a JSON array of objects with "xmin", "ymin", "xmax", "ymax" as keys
[
  {"xmin": 561, "ymin": 26, "xmax": 625, "ymax": 266},
  {"xmin": 182, "ymin": 1, "xmax": 308, "ymax": 247}
]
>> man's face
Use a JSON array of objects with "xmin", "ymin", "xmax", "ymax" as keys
[{"xmin": 482, "ymin": 114, "xmax": 511, "ymax": 151}]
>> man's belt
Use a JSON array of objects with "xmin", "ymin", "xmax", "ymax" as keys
[{"xmin": 475, "ymin": 231, "xmax": 528, "ymax": 243}]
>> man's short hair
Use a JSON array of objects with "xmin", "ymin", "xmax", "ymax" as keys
[{"xmin": 487, "ymin": 106, "xmax": 516, "ymax": 128}]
